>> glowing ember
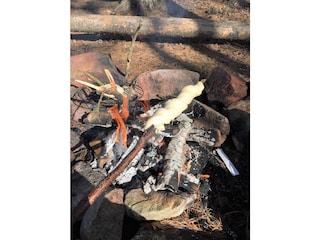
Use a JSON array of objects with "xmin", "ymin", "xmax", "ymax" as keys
[
  {"xmin": 120, "ymin": 95, "xmax": 129, "ymax": 121},
  {"xmin": 108, "ymin": 104, "xmax": 127, "ymax": 147}
]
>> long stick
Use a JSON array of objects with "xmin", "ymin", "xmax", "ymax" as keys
[
  {"xmin": 72, "ymin": 126, "xmax": 156, "ymax": 224},
  {"xmin": 71, "ymin": 15, "xmax": 249, "ymax": 40}
]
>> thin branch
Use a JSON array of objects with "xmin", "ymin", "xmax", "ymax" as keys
[
  {"xmin": 83, "ymin": 71, "xmax": 105, "ymax": 86},
  {"xmin": 125, "ymin": 20, "xmax": 142, "ymax": 79}
]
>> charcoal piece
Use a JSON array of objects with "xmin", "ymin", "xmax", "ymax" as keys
[
  {"xmin": 192, "ymin": 103, "xmax": 206, "ymax": 119},
  {"xmin": 72, "ymin": 126, "xmax": 116, "ymax": 162}
]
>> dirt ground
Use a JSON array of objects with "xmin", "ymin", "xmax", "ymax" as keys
[
  {"xmin": 71, "ymin": 0, "xmax": 250, "ymax": 83},
  {"xmin": 71, "ymin": 0, "xmax": 250, "ymax": 239}
]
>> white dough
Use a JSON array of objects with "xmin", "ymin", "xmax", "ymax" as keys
[{"xmin": 145, "ymin": 81, "xmax": 204, "ymax": 132}]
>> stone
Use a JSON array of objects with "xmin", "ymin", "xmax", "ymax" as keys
[
  {"xmin": 227, "ymin": 99, "xmax": 250, "ymax": 112},
  {"xmin": 70, "ymin": 85, "xmax": 96, "ymax": 122},
  {"xmin": 124, "ymin": 188, "xmax": 197, "ymax": 221},
  {"xmin": 204, "ymin": 67, "xmax": 248, "ymax": 106},
  {"xmin": 70, "ymin": 128, "xmax": 81, "ymax": 151},
  {"xmin": 70, "ymin": 52, "xmax": 128, "ymax": 123},
  {"xmin": 70, "ymin": 127, "xmax": 82, "ymax": 162},
  {"xmin": 80, "ymin": 188, "xmax": 125, "ymax": 240},
  {"xmin": 226, "ymin": 100, "xmax": 250, "ymax": 153},
  {"xmin": 134, "ymin": 69, "xmax": 200, "ymax": 100},
  {"xmin": 192, "ymin": 100, "xmax": 230, "ymax": 147},
  {"xmin": 71, "ymin": 161, "xmax": 106, "ymax": 208},
  {"xmin": 70, "ymin": 51, "xmax": 128, "ymax": 87}
]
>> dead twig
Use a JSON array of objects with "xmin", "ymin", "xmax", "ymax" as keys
[
  {"xmin": 72, "ymin": 126, "xmax": 156, "ymax": 224},
  {"xmin": 83, "ymin": 71, "xmax": 105, "ymax": 86},
  {"xmin": 125, "ymin": 20, "xmax": 142, "ymax": 79}
]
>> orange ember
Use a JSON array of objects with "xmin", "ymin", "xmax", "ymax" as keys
[
  {"xmin": 200, "ymin": 174, "xmax": 210, "ymax": 179},
  {"xmin": 120, "ymin": 95, "xmax": 129, "ymax": 121},
  {"xmin": 108, "ymin": 104, "xmax": 127, "ymax": 147}
]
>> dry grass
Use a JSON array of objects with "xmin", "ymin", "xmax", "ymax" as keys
[{"xmin": 151, "ymin": 198, "xmax": 224, "ymax": 237}]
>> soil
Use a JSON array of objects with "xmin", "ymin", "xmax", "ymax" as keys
[
  {"xmin": 71, "ymin": 0, "xmax": 250, "ymax": 83},
  {"xmin": 71, "ymin": 0, "xmax": 250, "ymax": 239}
]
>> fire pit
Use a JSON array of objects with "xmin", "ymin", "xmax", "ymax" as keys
[{"xmin": 71, "ymin": 52, "xmax": 242, "ymax": 239}]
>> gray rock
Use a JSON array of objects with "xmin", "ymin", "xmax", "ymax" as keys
[
  {"xmin": 80, "ymin": 188, "xmax": 125, "ymax": 240},
  {"xmin": 71, "ymin": 161, "xmax": 106, "ymax": 208},
  {"xmin": 226, "ymin": 100, "xmax": 250, "ymax": 153},
  {"xmin": 192, "ymin": 100, "xmax": 230, "ymax": 147},
  {"xmin": 125, "ymin": 188, "xmax": 197, "ymax": 221},
  {"xmin": 227, "ymin": 99, "xmax": 250, "ymax": 113}
]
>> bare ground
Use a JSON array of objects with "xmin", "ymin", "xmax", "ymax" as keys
[{"xmin": 71, "ymin": 0, "xmax": 250, "ymax": 83}]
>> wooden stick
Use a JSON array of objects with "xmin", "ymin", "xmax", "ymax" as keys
[
  {"xmin": 72, "ymin": 126, "xmax": 156, "ymax": 224},
  {"xmin": 71, "ymin": 15, "xmax": 249, "ymax": 40}
]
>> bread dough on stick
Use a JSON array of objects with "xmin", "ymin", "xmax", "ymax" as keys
[{"xmin": 145, "ymin": 81, "xmax": 204, "ymax": 132}]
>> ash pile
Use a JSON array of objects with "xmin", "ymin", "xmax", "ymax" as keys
[{"xmin": 71, "ymin": 52, "xmax": 248, "ymax": 240}]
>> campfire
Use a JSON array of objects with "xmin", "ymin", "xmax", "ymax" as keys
[{"xmin": 71, "ymin": 53, "xmax": 241, "ymax": 239}]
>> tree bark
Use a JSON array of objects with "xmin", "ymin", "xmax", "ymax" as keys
[
  {"xmin": 114, "ymin": 0, "xmax": 166, "ymax": 15},
  {"xmin": 70, "ymin": 14, "xmax": 249, "ymax": 40}
]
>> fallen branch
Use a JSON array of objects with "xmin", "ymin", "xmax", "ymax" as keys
[
  {"xmin": 71, "ymin": 15, "xmax": 249, "ymax": 40},
  {"xmin": 72, "ymin": 126, "xmax": 156, "ymax": 224}
]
